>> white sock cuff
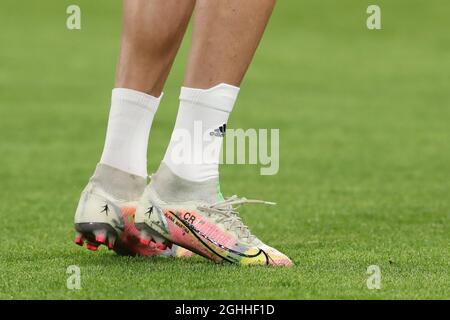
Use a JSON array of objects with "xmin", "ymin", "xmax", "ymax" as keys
[
  {"xmin": 180, "ymin": 83, "xmax": 239, "ymax": 113},
  {"xmin": 100, "ymin": 88, "xmax": 162, "ymax": 178},
  {"xmin": 112, "ymin": 88, "xmax": 163, "ymax": 113}
]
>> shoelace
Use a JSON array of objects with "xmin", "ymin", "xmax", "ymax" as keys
[{"xmin": 197, "ymin": 195, "xmax": 276, "ymax": 242}]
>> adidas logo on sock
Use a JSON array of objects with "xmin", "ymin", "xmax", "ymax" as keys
[{"xmin": 210, "ymin": 124, "xmax": 227, "ymax": 137}]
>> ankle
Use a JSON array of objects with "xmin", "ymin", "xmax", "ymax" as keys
[
  {"xmin": 90, "ymin": 163, "xmax": 147, "ymax": 201},
  {"xmin": 151, "ymin": 162, "xmax": 221, "ymax": 203}
]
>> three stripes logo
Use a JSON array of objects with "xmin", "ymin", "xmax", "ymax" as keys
[{"xmin": 210, "ymin": 123, "xmax": 227, "ymax": 137}]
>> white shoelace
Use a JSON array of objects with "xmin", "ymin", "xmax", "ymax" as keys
[{"xmin": 197, "ymin": 195, "xmax": 276, "ymax": 242}]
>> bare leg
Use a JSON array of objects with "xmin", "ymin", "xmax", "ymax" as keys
[
  {"xmin": 184, "ymin": 0, "xmax": 276, "ymax": 88},
  {"xmin": 116, "ymin": 0, "xmax": 196, "ymax": 96}
]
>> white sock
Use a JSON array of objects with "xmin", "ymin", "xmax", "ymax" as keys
[
  {"xmin": 100, "ymin": 88, "xmax": 162, "ymax": 178},
  {"xmin": 162, "ymin": 83, "xmax": 239, "ymax": 182}
]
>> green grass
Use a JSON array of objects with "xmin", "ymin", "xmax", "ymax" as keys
[{"xmin": 0, "ymin": 0, "xmax": 449, "ymax": 299}]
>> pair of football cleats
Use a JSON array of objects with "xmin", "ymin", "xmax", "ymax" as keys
[{"xmin": 74, "ymin": 163, "xmax": 293, "ymax": 266}]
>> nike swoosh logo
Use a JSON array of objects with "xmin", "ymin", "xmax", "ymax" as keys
[{"xmin": 169, "ymin": 211, "xmax": 268, "ymax": 264}]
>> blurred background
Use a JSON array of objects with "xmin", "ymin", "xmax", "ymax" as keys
[{"xmin": 0, "ymin": 0, "xmax": 449, "ymax": 299}]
